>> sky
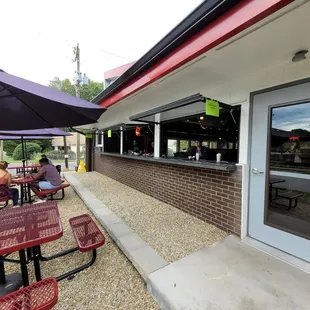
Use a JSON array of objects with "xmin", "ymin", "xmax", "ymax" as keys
[
  {"xmin": 272, "ymin": 102, "xmax": 310, "ymax": 132},
  {"xmin": 0, "ymin": 0, "xmax": 203, "ymax": 86}
]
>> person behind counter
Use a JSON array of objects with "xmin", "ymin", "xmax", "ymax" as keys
[
  {"xmin": 144, "ymin": 141, "xmax": 154, "ymax": 156},
  {"xmin": 129, "ymin": 140, "xmax": 140, "ymax": 154},
  {"xmin": 188, "ymin": 140, "xmax": 207, "ymax": 160}
]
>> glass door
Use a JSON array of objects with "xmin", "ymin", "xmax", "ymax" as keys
[{"xmin": 249, "ymin": 81, "xmax": 310, "ymax": 262}]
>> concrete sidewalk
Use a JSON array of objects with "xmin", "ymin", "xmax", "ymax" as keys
[
  {"xmin": 65, "ymin": 172, "xmax": 310, "ymax": 310},
  {"xmin": 148, "ymin": 235, "xmax": 310, "ymax": 310}
]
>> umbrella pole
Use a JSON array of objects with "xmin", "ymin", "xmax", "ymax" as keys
[{"xmin": 22, "ymin": 137, "xmax": 26, "ymax": 177}]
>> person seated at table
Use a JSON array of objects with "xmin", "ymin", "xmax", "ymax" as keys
[
  {"xmin": 188, "ymin": 140, "xmax": 208, "ymax": 160},
  {"xmin": 0, "ymin": 160, "xmax": 19, "ymax": 206},
  {"xmin": 3, "ymin": 161, "xmax": 9, "ymax": 172},
  {"xmin": 41, "ymin": 154, "xmax": 53, "ymax": 165},
  {"xmin": 29, "ymin": 158, "xmax": 62, "ymax": 203},
  {"xmin": 129, "ymin": 140, "xmax": 140, "ymax": 154}
]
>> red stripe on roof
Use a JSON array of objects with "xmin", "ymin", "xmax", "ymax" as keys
[{"xmin": 100, "ymin": 0, "xmax": 293, "ymax": 108}]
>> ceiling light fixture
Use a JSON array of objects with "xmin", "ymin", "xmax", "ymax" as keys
[
  {"xmin": 200, "ymin": 116, "xmax": 204, "ymax": 120},
  {"xmin": 292, "ymin": 50, "xmax": 308, "ymax": 62}
]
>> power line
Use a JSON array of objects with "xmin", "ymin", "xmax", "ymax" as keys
[{"xmin": 98, "ymin": 49, "xmax": 134, "ymax": 62}]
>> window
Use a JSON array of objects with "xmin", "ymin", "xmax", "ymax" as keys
[
  {"xmin": 96, "ymin": 132, "xmax": 103, "ymax": 147},
  {"xmin": 167, "ymin": 139, "xmax": 177, "ymax": 157},
  {"xmin": 209, "ymin": 141, "xmax": 217, "ymax": 149},
  {"xmin": 267, "ymin": 101, "xmax": 310, "ymax": 239},
  {"xmin": 180, "ymin": 140, "xmax": 189, "ymax": 151}
]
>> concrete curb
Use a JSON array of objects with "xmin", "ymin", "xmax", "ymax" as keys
[{"xmin": 64, "ymin": 173, "xmax": 168, "ymax": 282}]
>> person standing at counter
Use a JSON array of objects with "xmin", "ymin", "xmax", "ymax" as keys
[
  {"xmin": 144, "ymin": 141, "xmax": 154, "ymax": 156},
  {"xmin": 129, "ymin": 140, "xmax": 140, "ymax": 154},
  {"xmin": 189, "ymin": 140, "xmax": 207, "ymax": 160}
]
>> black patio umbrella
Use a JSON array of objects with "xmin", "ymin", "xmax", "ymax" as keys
[{"xmin": 0, "ymin": 69, "xmax": 106, "ymax": 130}]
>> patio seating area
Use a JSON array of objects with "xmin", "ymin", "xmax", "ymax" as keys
[
  {"xmin": 3, "ymin": 187, "xmax": 158, "ymax": 309},
  {"xmin": 73, "ymin": 172, "xmax": 228, "ymax": 263}
]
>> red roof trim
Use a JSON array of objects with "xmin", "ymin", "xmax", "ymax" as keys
[
  {"xmin": 100, "ymin": 0, "xmax": 293, "ymax": 108},
  {"xmin": 104, "ymin": 62, "xmax": 136, "ymax": 80}
]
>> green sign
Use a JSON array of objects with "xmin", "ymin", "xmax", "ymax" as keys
[
  {"xmin": 85, "ymin": 133, "xmax": 92, "ymax": 139},
  {"xmin": 108, "ymin": 130, "xmax": 112, "ymax": 138},
  {"xmin": 205, "ymin": 99, "xmax": 219, "ymax": 117}
]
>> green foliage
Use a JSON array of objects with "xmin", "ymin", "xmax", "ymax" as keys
[
  {"xmin": 49, "ymin": 77, "xmax": 76, "ymax": 96},
  {"xmin": 31, "ymin": 140, "xmax": 53, "ymax": 152},
  {"xmin": 13, "ymin": 143, "xmax": 41, "ymax": 160},
  {"xmin": 3, "ymin": 141, "xmax": 20, "ymax": 157},
  {"xmin": 80, "ymin": 80, "xmax": 104, "ymax": 102},
  {"xmin": 46, "ymin": 150, "xmax": 76, "ymax": 160},
  {"xmin": 48, "ymin": 77, "xmax": 104, "ymax": 102},
  {"xmin": 180, "ymin": 140, "xmax": 189, "ymax": 151},
  {"xmin": 3, "ymin": 139, "xmax": 52, "ymax": 157}
]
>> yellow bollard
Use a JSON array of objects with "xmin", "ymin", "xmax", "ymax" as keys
[{"xmin": 77, "ymin": 160, "xmax": 87, "ymax": 172}]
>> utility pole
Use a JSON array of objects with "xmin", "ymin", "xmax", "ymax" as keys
[{"xmin": 73, "ymin": 43, "xmax": 81, "ymax": 167}]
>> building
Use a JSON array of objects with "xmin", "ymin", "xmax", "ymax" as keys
[
  {"xmin": 86, "ymin": 0, "xmax": 310, "ymax": 265},
  {"xmin": 52, "ymin": 132, "xmax": 85, "ymax": 155},
  {"xmin": 104, "ymin": 62, "xmax": 135, "ymax": 89}
]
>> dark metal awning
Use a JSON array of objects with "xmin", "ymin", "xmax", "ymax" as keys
[
  {"xmin": 94, "ymin": 123, "xmax": 149, "ymax": 133},
  {"xmin": 130, "ymin": 93, "xmax": 235, "ymax": 124}
]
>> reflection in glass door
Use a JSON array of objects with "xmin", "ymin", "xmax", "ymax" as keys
[
  {"xmin": 267, "ymin": 102, "xmax": 310, "ymax": 239},
  {"xmin": 249, "ymin": 81, "xmax": 310, "ymax": 262}
]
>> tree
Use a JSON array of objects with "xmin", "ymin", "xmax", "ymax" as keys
[
  {"xmin": 3, "ymin": 141, "xmax": 19, "ymax": 157},
  {"xmin": 48, "ymin": 77, "xmax": 104, "ymax": 102},
  {"xmin": 12, "ymin": 143, "xmax": 41, "ymax": 160},
  {"xmin": 4, "ymin": 140, "xmax": 52, "ymax": 157}
]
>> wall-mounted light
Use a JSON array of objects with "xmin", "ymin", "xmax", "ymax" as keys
[
  {"xmin": 292, "ymin": 50, "xmax": 308, "ymax": 62},
  {"xmin": 200, "ymin": 116, "xmax": 204, "ymax": 120}
]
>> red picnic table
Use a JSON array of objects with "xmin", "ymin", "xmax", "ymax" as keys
[
  {"xmin": 8, "ymin": 165, "xmax": 40, "ymax": 175},
  {"xmin": 0, "ymin": 201, "xmax": 63, "ymax": 296},
  {"xmin": 11, "ymin": 177, "xmax": 35, "ymax": 206}
]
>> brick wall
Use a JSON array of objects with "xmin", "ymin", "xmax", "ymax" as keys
[{"xmin": 94, "ymin": 154, "xmax": 242, "ymax": 235}]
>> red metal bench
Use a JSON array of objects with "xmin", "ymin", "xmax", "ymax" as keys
[
  {"xmin": 39, "ymin": 183, "xmax": 70, "ymax": 200},
  {"xmin": 0, "ymin": 196, "xmax": 10, "ymax": 209},
  {"xmin": 69, "ymin": 214, "xmax": 105, "ymax": 252},
  {"xmin": 0, "ymin": 277, "xmax": 58, "ymax": 310},
  {"xmin": 38, "ymin": 214, "xmax": 105, "ymax": 281}
]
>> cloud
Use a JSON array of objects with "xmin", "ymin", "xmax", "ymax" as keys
[{"xmin": 272, "ymin": 102, "xmax": 310, "ymax": 131}]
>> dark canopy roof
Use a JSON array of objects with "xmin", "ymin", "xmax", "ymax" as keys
[
  {"xmin": 0, "ymin": 69, "xmax": 106, "ymax": 130},
  {"xmin": 0, "ymin": 128, "xmax": 71, "ymax": 137},
  {"xmin": 0, "ymin": 135, "xmax": 54, "ymax": 140}
]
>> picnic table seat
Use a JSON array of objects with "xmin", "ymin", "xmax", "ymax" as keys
[
  {"xmin": 38, "ymin": 214, "xmax": 105, "ymax": 282},
  {"xmin": 277, "ymin": 191, "xmax": 303, "ymax": 210},
  {"xmin": 0, "ymin": 196, "xmax": 10, "ymax": 209},
  {"xmin": 0, "ymin": 277, "xmax": 58, "ymax": 310},
  {"xmin": 69, "ymin": 214, "xmax": 105, "ymax": 252},
  {"xmin": 39, "ymin": 183, "xmax": 70, "ymax": 200}
]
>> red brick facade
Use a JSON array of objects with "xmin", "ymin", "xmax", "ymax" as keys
[{"xmin": 94, "ymin": 154, "xmax": 242, "ymax": 235}]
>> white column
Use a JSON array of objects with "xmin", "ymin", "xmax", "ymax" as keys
[
  {"xmin": 154, "ymin": 113, "xmax": 161, "ymax": 158},
  {"xmin": 102, "ymin": 132, "xmax": 105, "ymax": 153},
  {"xmin": 237, "ymin": 97, "xmax": 251, "ymax": 239},
  {"xmin": 238, "ymin": 99, "xmax": 250, "ymax": 164},
  {"xmin": 120, "ymin": 127, "xmax": 123, "ymax": 154}
]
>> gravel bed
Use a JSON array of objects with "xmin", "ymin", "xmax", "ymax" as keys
[
  {"xmin": 73, "ymin": 172, "xmax": 228, "ymax": 262},
  {"xmin": 4, "ymin": 188, "xmax": 158, "ymax": 310}
]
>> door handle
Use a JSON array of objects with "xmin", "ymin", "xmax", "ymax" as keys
[{"xmin": 252, "ymin": 168, "xmax": 264, "ymax": 175}]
